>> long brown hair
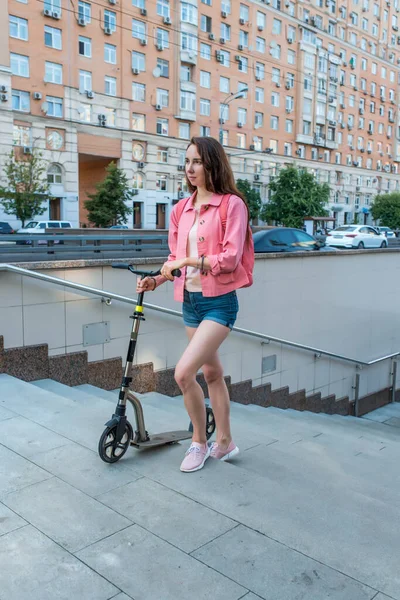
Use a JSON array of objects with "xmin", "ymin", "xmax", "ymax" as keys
[{"xmin": 186, "ymin": 137, "xmax": 251, "ymax": 223}]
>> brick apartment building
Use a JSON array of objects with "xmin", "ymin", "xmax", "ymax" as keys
[{"xmin": 1, "ymin": 0, "xmax": 400, "ymax": 229}]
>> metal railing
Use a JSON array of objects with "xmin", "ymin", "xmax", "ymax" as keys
[{"xmin": 1, "ymin": 262, "xmax": 398, "ymax": 415}]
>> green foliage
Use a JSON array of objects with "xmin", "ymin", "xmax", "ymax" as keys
[
  {"xmin": 370, "ymin": 193, "xmax": 400, "ymax": 230},
  {"xmin": 0, "ymin": 149, "xmax": 49, "ymax": 227},
  {"xmin": 259, "ymin": 166, "xmax": 330, "ymax": 228},
  {"xmin": 236, "ymin": 179, "xmax": 262, "ymax": 221},
  {"xmin": 85, "ymin": 162, "xmax": 133, "ymax": 228}
]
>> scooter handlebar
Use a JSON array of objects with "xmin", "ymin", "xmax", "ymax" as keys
[{"xmin": 111, "ymin": 264, "xmax": 181, "ymax": 278}]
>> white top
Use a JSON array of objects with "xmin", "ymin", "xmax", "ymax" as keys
[{"xmin": 185, "ymin": 209, "xmax": 202, "ymax": 292}]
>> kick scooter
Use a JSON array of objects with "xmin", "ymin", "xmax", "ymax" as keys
[{"xmin": 98, "ymin": 263, "xmax": 216, "ymax": 463}]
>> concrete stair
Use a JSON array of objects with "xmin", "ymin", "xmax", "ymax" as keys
[{"xmin": 0, "ymin": 373, "xmax": 399, "ymax": 600}]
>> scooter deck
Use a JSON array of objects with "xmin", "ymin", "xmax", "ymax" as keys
[{"xmin": 130, "ymin": 430, "xmax": 192, "ymax": 448}]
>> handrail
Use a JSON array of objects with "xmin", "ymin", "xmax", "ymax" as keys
[{"xmin": 1, "ymin": 263, "xmax": 398, "ymax": 368}]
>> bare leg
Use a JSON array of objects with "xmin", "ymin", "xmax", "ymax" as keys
[
  {"xmin": 202, "ymin": 352, "xmax": 232, "ymax": 448},
  {"xmin": 175, "ymin": 320, "xmax": 231, "ymax": 445}
]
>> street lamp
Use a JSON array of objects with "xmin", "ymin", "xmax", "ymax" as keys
[{"xmin": 219, "ymin": 88, "xmax": 249, "ymax": 145}]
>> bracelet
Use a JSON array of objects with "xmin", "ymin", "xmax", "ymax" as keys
[
  {"xmin": 201, "ymin": 255, "xmax": 205, "ymax": 273},
  {"xmin": 197, "ymin": 257, "xmax": 201, "ymax": 270},
  {"xmin": 149, "ymin": 277, "xmax": 157, "ymax": 290}
]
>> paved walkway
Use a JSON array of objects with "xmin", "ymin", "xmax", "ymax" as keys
[{"xmin": 0, "ymin": 374, "xmax": 399, "ymax": 600}]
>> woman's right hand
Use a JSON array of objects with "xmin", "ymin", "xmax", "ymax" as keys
[{"xmin": 136, "ymin": 276, "xmax": 156, "ymax": 293}]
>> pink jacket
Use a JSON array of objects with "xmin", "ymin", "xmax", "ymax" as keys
[{"xmin": 155, "ymin": 192, "xmax": 250, "ymax": 302}]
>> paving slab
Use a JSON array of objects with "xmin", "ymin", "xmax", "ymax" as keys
[
  {"xmin": 384, "ymin": 416, "xmax": 400, "ymax": 428},
  {"xmin": 32, "ymin": 379, "xmax": 102, "ymax": 406},
  {"xmin": 0, "ymin": 525, "xmax": 118, "ymax": 600},
  {"xmin": 108, "ymin": 594, "xmax": 133, "ymax": 600},
  {"xmin": 99, "ymin": 477, "xmax": 237, "ymax": 553},
  {"xmin": 0, "ymin": 416, "xmax": 71, "ymax": 458},
  {"xmin": 0, "ymin": 405, "xmax": 17, "ymax": 421},
  {"xmin": 77, "ymin": 524, "xmax": 247, "ymax": 600},
  {"xmin": 362, "ymin": 404, "xmax": 400, "ymax": 423},
  {"xmin": 2, "ymin": 477, "xmax": 131, "ymax": 553},
  {"xmin": 0, "ymin": 444, "xmax": 53, "ymax": 500},
  {"xmin": 192, "ymin": 525, "xmax": 376, "ymax": 600},
  {"xmin": 32, "ymin": 443, "xmax": 142, "ymax": 497},
  {"xmin": 0, "ymin": 501, "xmax": 26, "ymax": 537}
]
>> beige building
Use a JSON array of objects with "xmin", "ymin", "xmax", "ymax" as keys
[{"xmin": 1, "ymin": 0, "xmax": 400, "ymax": 228}]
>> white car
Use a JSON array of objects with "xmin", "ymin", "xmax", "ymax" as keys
[
  {"xmin": 376, "ymin": 226, "xmax": 396, "ymax": 238},
  {"xmin": 325, "ymin": 225, "xmax": 388, "ymax": 249},
  {"xmin": 17, "ymin": 220, "xmax": 72, "ymax": 245}
]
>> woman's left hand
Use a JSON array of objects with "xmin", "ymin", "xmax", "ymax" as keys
[{"xmin": 160, "ymin": 259, "xmax": 186, "ymax": 281}]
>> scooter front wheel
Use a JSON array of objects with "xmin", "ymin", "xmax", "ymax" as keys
[
  {"xmin": 98, "ymin": 421, "xmax": 133, "ymax": 463},
  {"xmin": 188, "ymin": 406, "xmax": 216, "ymax": 441}
]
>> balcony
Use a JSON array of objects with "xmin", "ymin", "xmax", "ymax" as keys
[{"xmin": 180, "ymin": 49, "xmax": 197, "ymax": 65}]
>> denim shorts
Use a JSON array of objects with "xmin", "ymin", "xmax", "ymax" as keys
[{"xmin": 182, "ymin": 289, "xmax": 239, "ymax": 330}]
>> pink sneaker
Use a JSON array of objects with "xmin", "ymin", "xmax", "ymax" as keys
[
  {"xmin": 209, "ymin": 441, "xmax": 239, "ymax": 462},
  {"xmin": 180, "ymin": 442, "xmax": 211, "ymax": 473}
]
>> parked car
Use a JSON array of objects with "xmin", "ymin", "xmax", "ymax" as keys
[
  {"xmin": 375, "ymin": 226, "xmax": 395, "ymax": 238},
  {"xmin": 109, "ymin": 225, "xmax": 129, "ymax": 230},
  {"xmin": 325, "ymin": 225, "xmax": 387, "ymax": 249},
  {"xmin": 17, "ymin": 220, "xmax": 72, "ymax": 245},
  {"xmin": 0, "ymin": 222, "xmax": 15, "ymax": 234},
  {"xmin": 253, "ymin": 227, "xmax": 335, "ymax": 253}
]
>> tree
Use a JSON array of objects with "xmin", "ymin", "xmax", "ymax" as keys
[
  {"xmin": 84, "ymin": 162, "xmax": 133, "ymax": 228},
  {"xmin": 236, "ymin": 179, "xmax": 262, "ymax": 221},
  {"xmin": 0, "ymin": 149, "xmax": 49, "ymax": 227},
  {"xmin": 259, "ymin": 167, "xmax": 330, "ymax": 228},
  {"xmin": 370, "ymin": 193, "xmax": 400, "ymax": 230}
]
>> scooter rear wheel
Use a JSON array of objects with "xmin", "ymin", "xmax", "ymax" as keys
[
  {"xmin": 188, "ymin": 406, "xmax": 216, "ymax": 441},
  {"xmin": 98, "ymin": 421, "xmax": 133, "ymax": 463}
]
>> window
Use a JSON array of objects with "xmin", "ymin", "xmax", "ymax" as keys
[
  {"xmin": 157, "ymin": 147, "xmax": 168, "ymax": 162},
  {"xmin": 10, "ymin": 53, "xmax": 29, "ymax": 77},
  {"xmin": 156, "ymin": 88, "xmax": 169, "ymax": 107},
  {"xmin": 200, "ymin": 15, "xmax": 212, "ymax": 33},
  {"xmin": 104, "ymin": 43, "xmax": 116, "ymax": 64},
  {"xmin": 238, "ymin": 107, "xmax": 247, "ymax": 124},
  {"xmin": 240, "ymin": 4, "xmax": 249, "ymax": 21},
  {"xmin": 157, "ymin": 28, "xmax": 169, "ymax": 49},
  {"xmin": 256, "ymin": 37, "xmax": 265, "ymax": 53},
  {"xmin": 179, "ymin": 123, "xmax": 190, "ymax": 139},
  {"xmin": 181, "ymin": 2, "xmax": 198, "ymax": 24},
  {"xmin": 221, "ymin": 0, "xmax": 231, "ymax": 13},
  {"xmin": 9, "ymin": 16, "xmax": 28, "ymax": 40},
  {"xmin": 219, "ymin": 76, "xmax": 229, "ymax": 93},
  {"xmin": 238, "ymin": 57, "xmax": 248, "ymax": 73},
  {"xmin": 78, "ymin": 1, "xmax": 91, "ymax": 23},
  {"xmin": 45, "ymin": 62, "xmax": 62, "ymax": 84},
  {"xmin": 285, "ymin": 119, "xmax": 293, "ymax": 133},
  {"xmin": 286, "ymin": 73, "xmax": 295, "ymax": 88},
  {"xmin": 47, "ymin": 164, "xmax": 62, "ymax": 184},
  {"xmin": 132, "ymin": 52, "xmax": 145, "ymax": 72},
  {"xmin": 270, "ymin": 45, "xmax": 281, "ymax": 59},
  {"xmin": 284, "ymin": 143, "xmax": 292, "ymax": 157},
  {"xmin": 132, "ymin": 173, "xmax": 144, "ymax": 189},
  {"xmin": 272, "ymin": 68, "xmax": 280, "ymax": 85},
  {"xmin": 257, "ymin": 11, "xmax": 266, "ymax": 29},
  {"xmin": 288, "ymin": 50, "xmax": 295, "ymax": 65},
  {"xmin": 220, "ymin": 23, "xmax": 231, "ymax": 41},
  {"xmin": 132, "ymin": 19, "xmax": 146, "ymax": 40},
  {"xmin": 303, "ymin": 120, "xmax": 311, "ymax": 135},
  {"xmin": 79, "ymin": 36, "xmax": 91, "ymax": 57},
  {"xmin": 104, "ymin": 10, "xmax": 116, "ymax": 32},
  {"xmin": 304, "ymin": 76, "xmax": 312, "ymax": 92},
  {"xmin": 271, "ymin": 92, "xmax": 280, "ymax": 107},
  {"xmin": 79, "ymin": 70, "xmax": 92, "ymax": 92},
  {"xmin": 255, "ymin": 112, "xmax": 263, "ymax": 128},
  {"xmin": 105, "ymin": 107, "xmax": 116, "ymax": 126},
  {"xmin": 253, "ymin": 136, "xmax": 262, "ymax": 151},
  {"xmin": 200, "ymin": 126, "xmax": 210, "ymax": 136},
  {"xmin": 44, "ymin": 25, "xmax": 62, "ymax": 49},
  {"xmin": 132, "ymin": 82, "xmax": 145, "ymax": 102},
  {"xmin": 200, "ymin": 71, "xmax": 211, "ymax": 88},
  {"xmin": 181, "ymin": 32, "xmax": 197, "ymax": 52},
  {"xmin": 272, "ymin": 19, "xmax": 282, "ymax": 34},
  {"xmin": 180, "ymin": 91, "xmax": 196, "ymax": 112},
  {"xmin": 156, "ymin": 119, "xmax": 168, "ymax": 136},
  {"xmin": 200, "ymin": 98, "xmax": 211, "ymax": 116},
  {"xmin": 255, "ymin": 87, "xmax": 264, "ymax": 103},
  {"xmin": 156, "ymin": 175, "xmax": 168, "ymax": 191},
  {"xmin": 157, "ymin": 58, "xmax": 169, "ymax": 77},
  {"xmin": 46, "ymin": 96, "xmax": 63, "ymax": 118},
  {"xmin": 255, "ymin": 63, "xmax": 265, "ymax": 80},
  {"xmin": 13, "ymin": 124, "xmax": 31, "ymax": 146},
  {"xmin": 132, "ymin": 113, "xmax": 145, "ymax": 131},
  {"xmin": 157, "ymin": 0, "xmax": 170, "ymax": 18},
  {"xmin": 220, "ymin": 103, "xmax": 229, "ymax": 121},
  {"xmin": 271, "ymin": 116, "xmax": 279, "ymax": 130},
  {"xmin": 132, "ymin": 0, "xmax": 145, "ymax": 6},
  {"xmin": 200, "ymin": 43, "xmax": 211, "ymax": 59},
  {"xmin": 105, "ymin": 76, "xmax": 116, "ymax": 96},
  {"xmin": 286, "ymin": 96, "xmax": 294, "ymax": 112},
  {"xmin": 239, "ymin": 31, "xmax": 249, "ymax": 48},
  {"xmin": 236, "ymin": 133, "xmax": 246, "ymax": 148},
  {"xmin": 181, "ymin": 65, "xmax": 191, "ymax": 82},
  {"xmin": 44, "ymin": 0, "xmax": 61, "ymax": 9},
  {"xmin": 78, "ymin": 104, "xmax": 91, "ymax": 122},
  {"xmin": 12, "ymin": 90, "xmax": 30, "ymax": 112}
]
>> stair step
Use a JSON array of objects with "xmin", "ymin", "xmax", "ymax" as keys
[{"xmin": 32, "ymin": 379, "xmax": 101, "ymax": 406}]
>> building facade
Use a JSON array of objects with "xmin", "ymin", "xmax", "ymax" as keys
[{"xmin": 1, "ymin": 0, "xmax": 400, "ymax": 229}]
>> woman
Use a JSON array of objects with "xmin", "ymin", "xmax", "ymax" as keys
[{"xmin": 137, "ymin": 137, "xmax": 253, "ymax": 473}]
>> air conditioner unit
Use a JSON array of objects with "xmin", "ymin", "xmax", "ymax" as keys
[
  {"xmin": 286, "ymin": 108, "xmax": 292, "ymax": 113},
  {"xmin": 23, "ymin": 146, "xmax": 31, "ymax": 154},
  {"xmin": 98, "ymin": 114, "xmax": 107, "ymax": 126},
  {"xmin": 140, "ymin": 38, "xmax": 147, "ymax": 46},
  {"xmin": 295, "ymin": 149, "xmax": 302, "ymax": 156},
  {"xmin": 237, "ymin": 122, "xmax": 243, "ymax": 128},
  {"xmin": 0, "ymin": 85, "xmax": 7, "ymax": 93},
  {"xmin": 104, "ymin": 27, "xmax": 112, "ymax": 35},
  {"xmin": 249, "ymin": 144, "xmax": 255, "ymax": 150},
  {"xmin": 220, "ymin": 37, "xmax": 226, "ymax": 44},
  {"xmin": 285, "ymin": 82, "xmax": 291, "ymax": 90},
  {"xmin": 340, "ymin": 123, "xmax": 345, "ymax": 128},
  {"xmin": 255, "ymin": 76, "xmax": 261, "ymax": 81},
  {"xmin": 132, "ymin": 67, "xmax": 139, "ymax": 75},
  {"xmin": 380, "ymin": 96, "xmax": 385, "ymax": 102},
  {"xmin": 275, "ymin": 82, "xmax": 281, "ymax": 88},
  {"xmin": 350, "ymin": 145, "xmax": 354, "ymax": 150},
  {"xmin": 221, "ymin": 10, "xmax": 228, "ymax": 18},
  {"xmin": 258, "ymin": 25, "xmax": 264, "ymax": 31},
  {"xmin": 235, "ymin": 55, "xmax": 241, "ymax": 61},
  {"xmin": 239, "ymin": 18, "xmax": 245, "ymax": 25},
  {"xmin": 238, "ymin": 44, "xmax": 244, "ymax": 51},
  {"xmin": 359, "ymin": 108, "xmax": 364, "ymax": 115},
  {"xmin": 340, "ymin": 102, "xmax": 345, "ymax": 108},
  {"xmin": 209, "ymin": 33, "xmax": 215, "ymax": 40},
  {"xmin": 348, "ymin": 124, "xmax": 353, "ymax": 130},
  {"xmin": 343, "ymin": 61, "xmax": 348, "ymax": 66},
  {"xmin": 394, "ymin": 25, "xmax": 399, "ymax": 31},
  {"xmin": 138, "ymin": 161, "xmax": 145, "ymax": 169},
  {"xmin": 360, "ymin": 148, "xmax": 365, "ymax": 153},
  {"xmin": 178, "ymin": 191, "xmax": 185, "ymax": 199},
  {"xmin": 288, "ymin": 38, "xmax": 293, "ymax": 44},
  {"xmin": 132, "ymin": 189, "xmax": 139, "ymax": 195},
  {"xmin": 33, "ymin": 92, "xmax": 42, "ymax": 100},
  {"xmin": 163, "ymin": 16, "xmax": 171, "ymax": 25},
  {"xmin": 367, "ymin": 149, "xmax": 372, "ymax": 154},
  {"xmin": 140, "ymin": 8, "xmax": 147, "ymax": 15},
  {"xmin": 0, "ymin": 93, "xmax": 7, "ymax": 102},
  {"xmin": 156, "ymin": 44, "xmax": 163, "ymax": 51},
  {"xmin": 353, "ymin": 86, "xmax": 358, "ymax": 91},
  {"xmin": 329, "ymin": 120, "xmax": 336, "ymax": 126},
  {"xmin": 52, "ymin": 10, "xmax": 61, "ymax": 19},
  {"xmin": 109, "ymin": 0, "xmax": 116, "ymax": 4},
  {"xmin": 86, "ymin": 90, "xmax": 94, "ymax": 98},
  {"xmin": 43, "ymin": 8, "xmax": 52, "ymax": 16},
  {"xmin": 215, "ymin": 51, "xmax": 223, "ymax": 62},
  {"xmin": 155, "ymin": 104, "xmax": 162, "ymax": 111},
  {"xmin": 177, "ymin": 165, "xmax": 185, "ymax": 171},
  {"xmin": 353, "ymin": 161, "xmax": 359, "ymax": 167},
  {"xmin": 78, "ymin": 17, "xmax": 86, "ymax": 26}
]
